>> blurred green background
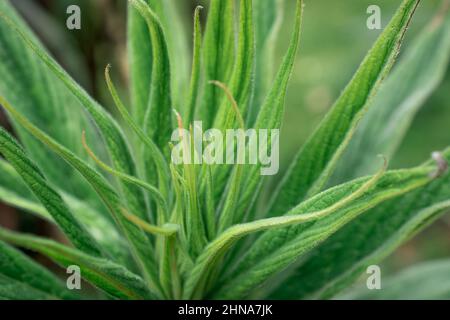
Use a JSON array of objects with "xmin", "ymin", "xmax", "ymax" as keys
[{"xmin": 2, "ymin": 0, "xmax": 449, "ymax": 285}]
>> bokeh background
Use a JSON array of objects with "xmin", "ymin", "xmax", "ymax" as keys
[{"xmin": 1, "ymin": 0, "xmax": 449, "ymax": 287}]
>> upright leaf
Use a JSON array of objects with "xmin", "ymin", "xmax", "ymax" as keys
[
  {"xmin": 248, "ymin": 0, "xmax": 283, "ymax": 126},
  {"xmin": 269, "ymin": 0, "xmax": 422, "ymax": 216},
  {"xmin": 332, "ymin": 7, "xmax": 450, "ymax": 183},
  {"xmin": 129, "ymin": 0, "xmax": 173, "ymax": 155},
  {"xmin": 198, "ymin": 0, "xmax": 235, "ymax": 128},
  {"xmin": 128, "ymin": 0, "xmax": 189, "ymax": 126}
]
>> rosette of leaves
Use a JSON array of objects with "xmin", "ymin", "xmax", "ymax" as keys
[{"xmin": 0, "ymin": 0, "xmax": 450, "ymax": 300}]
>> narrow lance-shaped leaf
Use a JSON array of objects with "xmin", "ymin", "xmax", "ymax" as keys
[
  {"xmin": 0, "ymin": 8, "xmax": 148, "ymax": 220},
  {"xmin": 213, "ymin": 0, "xmax": 255, "ymax": 129},
  {"xmin": 247, "ymin": 0, "xmax": 283, "ymax": 126},
  {"xmin": 208, "ymin": 0, "xmax": 255, "ymax": 204},
  {"xmin": 0, "ymin": 96, "xmax": 163, "ymax": 298},
  {"xmin": 268, "ymin": 0, "xmax": 422, "ymax": 216},
  {"xmin": 270, "ymin": 149, "xmax": 450, "ymax": 300},
  {"xmin": 331, "ymin": 5, "xmax": 450, "ymax": 184},
  {"xmin": 198, "ymin": 0, "xmax": 235, "ymax": 128},
  {"xmin": 127, "ymin": 0, "xmax": 189, "ymax": 126},
  {"xmin": 0, "ymin": 240, "xmax": 77, "ymax": 300},
  {"xmin": 0, "ymin": 158, "xmax": 130, "ymax": 263},
  {"xmin": 214, "ymin": 158, "xmax": 437, "ymax": 299},
  {"xmin": 0, "ymin": 128, "xmax": 104, "ymax": 257},
  {"xmin": 237, "ymin": 0, "xmax": 303, "ymax": 215},
  {"xmin": 0, "ymin": 1, "xmax": 100, "ymax": 205},
  {"xmin": 185, "ymin": 6, "xmax": 203, "ymax": 125},
  {"xmin": 129, "ymin": 0, "xmax": 173, "ymax": 155},
  {"xmin": 0, "ymin": 229, "xmax": 155, "ymax": 300}
]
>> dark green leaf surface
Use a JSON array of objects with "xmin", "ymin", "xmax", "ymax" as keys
[
  {"xmin": 0, "ymin": 241, "xmax": 76, "ymax": 299},
  {"xmin": 0, "ymin": 229, "xmax": 154, "ymax": 300}
]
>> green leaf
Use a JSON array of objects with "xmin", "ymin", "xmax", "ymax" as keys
[
  {"xmin": 214, "ymin": 159, "xmax": 436, "ymax": 299},
  {"xmin": 268, "ymin": 0, "xmax": 422, "ymax": 216},
  {"xmin": 0, "ymin": 5, "xmax": 148, "ymax": 220},
  {"xmin": 198, "ymin": 0, "xmax": 235, "ymax": 128},
  {"xmin": 0, "ymin": 158, "xmax": 51, "ymax": 220},
  {"xmin": 0, "ymin": 0, "xmax": 99, "ymax": 204},
  {"xmin": 332, "ymin": 7, "xmax": 450, "ymax": 184},
  {"xmin": 0, "ymin": 229, "xmax": 155, "ymax": 300},
  {"xmin": 269, "ymin": 150, "xmax": 450, "ymax": 300},
  {"xmin": 185, "ymin": 6, "xmax": 203, "ymax": 125},
  {"xmin": 247, "ymin": 0, "xmax": 283, "ymax": 126},
  {"xmin": 129, "ymin": 0, "xmax": 173, "ymax": 155},
  {"xmin": 0, "ymin": 240, "xmax": 76, "ymax": 299},
  {"xmin": 0, "ymin": 128, "xmax": 103, "ymax": 257},
  {"xmin": 213, "ymin": 0, "xmax": 255, "ymax": 129},
  {"xmin": 0, "ymin": 158, "xmax": 129, "ymax": 262},
  {"xmin": 0, "ymin": 96, "xmax": 162, "ymax": 297},
  {"xmin": 185, "ymin": 162, "xmax": 386, "ymax": 298},
  {"xmin": 237, "ymin": 0, "xmax": 303, "ymax": 215},
  {"xmin": 0, "ymin": 274, "xmax": 56, "ymax": 300},
  {"xmin": 128, "ymin": 0, "xmax": 189, "ymax": 124},
  {"xmin": 339, "ymin": 258, "xmax": 450, "ymax": 300}
]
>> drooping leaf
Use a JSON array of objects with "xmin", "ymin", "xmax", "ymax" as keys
[{"xmin": 268, "ymin": 0, "xmax": 422, "ymax": 216}]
